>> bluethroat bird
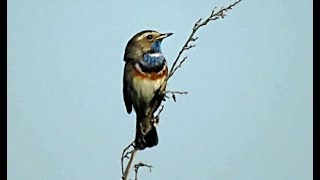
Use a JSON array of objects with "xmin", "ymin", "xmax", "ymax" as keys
[{"xmin": 123, "ymin": 30, "xmax": 173, "ymax": 150}]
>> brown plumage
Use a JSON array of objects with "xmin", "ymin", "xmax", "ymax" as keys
[{"xmin": 123, "ymin": 30, "xmax": 172, "ymax": 150}]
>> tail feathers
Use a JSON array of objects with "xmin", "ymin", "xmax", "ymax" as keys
[{"xmin": 135, "ymin": 123, "xmax": 158, "ymax": 150}]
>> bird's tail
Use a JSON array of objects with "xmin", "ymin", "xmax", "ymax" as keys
[{"xmin": 135, "ymin": 115, "xmax": 158, "ymax": 150}]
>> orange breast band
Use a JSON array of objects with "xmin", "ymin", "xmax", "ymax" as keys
[{"xmin": 133, "ymin": 64, "xmax": 168, "ymax": 80}]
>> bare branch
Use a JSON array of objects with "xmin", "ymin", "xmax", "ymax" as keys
[
  {"xmin": 164, "ymin": 0, "xmax": 242, "ymax": 82},
  {"xmin": 121, "ymin": 142, "xmax": 134, "ymax": 175},
  {"xmin": 164, "ymin": 90, "xmax": 188, "ymax": 102},
  {"xmin": 169, "ymin": 56, "xmax": 188, "ymax": 79},
  {"xmin": 121, "ymin": 142, "xmax": 137, "ymax": 180},
  {"xmin": 134, "ymin": 162, "xmax": 153, "ymax": 180},
  {"xmin": 122, "ymin": 147, "xmax": 138, "ymax": 180}
]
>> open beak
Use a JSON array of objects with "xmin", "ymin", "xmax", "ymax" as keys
[{"xmin": 157, "ymin": 33, "xmax": 173, "ymax": 40}]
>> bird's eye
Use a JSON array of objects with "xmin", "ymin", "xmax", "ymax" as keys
[{"xmin": 146, "ymin": 35, "xmax": 153, "ymax": 40}]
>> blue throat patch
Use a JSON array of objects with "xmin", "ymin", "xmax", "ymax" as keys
[
  {"xmin": 151, "ymin": 40, "xmax": 161, "ymax": 52},
  {"xmin": 143, "ymin": 53, "xmax": 165, "ymax": 66},
  {"xmin": 143, "ymin": 40, "xmax": 165, "ymax": 66}
]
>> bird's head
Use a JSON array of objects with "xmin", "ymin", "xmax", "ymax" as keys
[{"xmin": 124, "ymin": 30, "xmax": 173, "ymax": 61}]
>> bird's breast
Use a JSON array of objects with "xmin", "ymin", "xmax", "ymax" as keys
[
  {"xmin": 131, "ymin": 62, "xmax": 168, "ymax": 106},
  {"xmin": 133, "ymin": 61, "xmax": 168, "ymax": 80}
]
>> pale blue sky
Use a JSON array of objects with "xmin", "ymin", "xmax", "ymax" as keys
[{"xmin": 8, "ymin": 0, "xmax": 312, "ymax": 179}]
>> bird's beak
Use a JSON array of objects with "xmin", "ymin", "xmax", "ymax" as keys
[{"xmin": 157, "ymin": 33, "xmax": 173, "ymax": 40}]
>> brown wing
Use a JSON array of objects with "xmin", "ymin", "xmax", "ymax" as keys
[{"xmin": 123, "ymin": 64, "xmax": 133, "ymax": 114}]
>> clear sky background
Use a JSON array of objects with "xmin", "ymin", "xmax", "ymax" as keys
[{"xmin": 8, "ymin": 0, "xmax": 312, "ymax": 179}]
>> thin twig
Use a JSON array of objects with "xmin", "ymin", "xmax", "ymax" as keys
[
  {"xmin": 121, "ymin": 142, "xmax": 134, "ymax": 175},
  {"xmin": 164, "ymin": 0, "xmax": 243, "ymax": 83},
  {"xmin": 134, "ymin": 162, "xmax": 153, "ymax": 180},
  {"xmin": 165, "ymin": 90, "xmax": 188, "ymax": 102},
  {"xmin": 165, "ymin": 90, "xmax": 188, "ymax": 95},
  {"xmin": 169, "ymin": 56, "xmax": 188, "ymax": 79}
]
